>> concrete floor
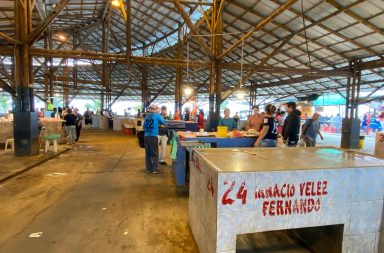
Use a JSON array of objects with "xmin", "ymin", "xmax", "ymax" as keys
[
  {"xmin": 0, "ymin": 129, "xmax": 345, "ymax": 253},
  {"xmin": 0, "ymin": 130, "xmax": 197, "ymax": 253}
]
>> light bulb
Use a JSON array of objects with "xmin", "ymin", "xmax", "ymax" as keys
[
  {"xmin": 58, "ymin": 34, "xmax": 67, "ymax": 41},
  {"xmin": 237, "ymin": 92, "xmax": 245, "ymax": 99},
  {"xmin": 184, "ymin": 87, "xmax": 192, "ymax": 96},
  {"xmin": 111, "ymin": 0, "xmax": 120, "ymax": 7}
]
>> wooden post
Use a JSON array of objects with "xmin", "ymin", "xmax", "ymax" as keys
[
  {"xmin": 214, "ymin": 0, "xmax": 223, "ymax": 116},
  {"xmin": 175, "ymin": 25, "xmax": 183, "ymax": 113},
  {"xmin": 14, "ymin": 0, "xmax": 39, "ymax": 156},
  {"xmin": 142, "ymin": 66, "xmax": 149, "ymax": 109},
  {"xmin": 126, "ymin": 0, "xmax": 131, "ymax": 64},
  {"xmin": 43, "ymin": 31, "xmax": 49, "ymax": 109},
  {"xmin": 48, "ymin": 26, "xmax": 54, "ymax": 104},
  {"xmin": 208, "ymin": 0, "xmax": 223, "ymax": 131}
]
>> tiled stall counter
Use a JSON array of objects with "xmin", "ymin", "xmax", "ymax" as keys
[{"xmin": 189, "ymin": 147, "xmax": 384, "ymax": 253}]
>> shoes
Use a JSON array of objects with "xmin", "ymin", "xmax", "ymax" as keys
[
  {"xmin": 159, "ymin": 161, "xmax": 167, "ymax": 165},
  {"xmin": 153, "ymin": 171, "xmax": 160, "ymax": 174},
  {"xmin": 146, "ymin": 170, "xmax": 151, "ymax": 173}
]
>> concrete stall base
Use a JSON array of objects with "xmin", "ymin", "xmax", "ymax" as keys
[{"xmin": 189, "ymin": 147, "xmax": 384, "ymax": 253}]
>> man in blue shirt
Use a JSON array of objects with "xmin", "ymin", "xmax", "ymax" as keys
[
  {"xmin": 144, "ymin": 104, "xmax": 167, "ymax": 174},
  {"xmin": 218, "ymin": 108, "xmax": 238, "ymax": 131},
  {"xmin": 302, "ymin": 112, "xmax": 324, "ymax": 147}
]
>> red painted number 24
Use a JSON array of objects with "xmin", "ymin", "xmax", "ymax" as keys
[{"xmin": 222, "ymin": 180, "xmax": 248, "ymax": 205}]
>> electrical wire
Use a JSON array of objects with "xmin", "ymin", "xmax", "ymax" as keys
[{"xmin": 301, "ymin": 0, "xmax": 312, "ymax": 71}]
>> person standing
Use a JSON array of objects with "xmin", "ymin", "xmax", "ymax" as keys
[
  {"xmin": 84, "ymin": 108, "xmax": 92, "ymax": 129},
  {"xmin": 218, "ymin": 108, "xmax": 237, "ymax": 131},
  {"xmin": 197, "ymin": 109, "xmax": 204, "ymax": 130},
  {"xmin": 246, "ymin": 106, "xmax": 264, "ymax": 131},
  {"xmin": 184, "ymin": 107, "xmax": 190, "ymax": 121},
  {"xmin": 158, "ymin": 106, "xmax": 169, "ymax": 165},
  {"xmin": 276, "ymin": 111, "xmax": 286, "ymax": 134},
  {"xmin": 282, "ymin": 102, "xmax": 301, "ymax": 147},
  {"xmin": 254, "ymin": 104, "xmax": 279, "ymax": 147},
  {"xmin": 74, "ymin": 108, "xmax": 83, "ymax": 142},
  {"xmin": 144, "ymin": 104, "xmax": 167, "ymax": 174},
  {"xmin": 174, "ymin": 109, "xmax": 181, "ymax": 120},
  {"xmin": 301, "ymin": 112, "xmax": 324, "ymax": 147},
  {"xmin": 63, "ymin": 108, "xmax": 77, "ymax": 144},
  {"xmin": 233, "ymin": 112, "xmax": 240, "ymax": 127}
]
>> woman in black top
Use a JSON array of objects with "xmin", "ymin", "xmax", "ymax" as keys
[
  {"xmin": 63, "ymin": 108, "xmax": 78, "ymax": 144},
  {"xmin": 254, "ymin": 104, "xmax": 278, "ymax": 147}
]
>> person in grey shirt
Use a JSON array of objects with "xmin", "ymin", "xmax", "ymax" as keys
[{"xmin": 302, "ymin": 112, "xmax": 324, "ymax": 147}]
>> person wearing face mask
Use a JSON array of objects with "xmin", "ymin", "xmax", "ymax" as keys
[
  {"xmin": 282, "ymin": 102, "xmax": 302, "ymax": 147},
  {"xmin": 246, "ymin": 105, "xmax": 264, "ymax": 131},
  {"xmin": 218, "ymin": 108, "xmax": 237, "ymax": 131}
]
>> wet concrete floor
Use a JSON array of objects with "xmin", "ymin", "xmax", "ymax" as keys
[{"xmin": 0, "ymin": 129, "xmax": 314, "ymax": 253}]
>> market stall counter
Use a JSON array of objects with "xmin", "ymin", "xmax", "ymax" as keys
[
  {"xmin": 172, "ymin": 131, "xmax": 257, "ymax": 186},
  {"xmin": 189, "ymin": 147, "xmax": 384, "ymax": 253}
]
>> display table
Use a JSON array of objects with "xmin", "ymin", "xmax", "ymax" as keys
[
  {"xmin": 172, "ymin": 132, "xmax": 257, "ymax": 186},
  {"xmin": 0, "ymin": 122, "xmax": 13, "ymax": 143},
  {"xmin": 189, "ymin": 147, "xmax": 384, "ymax": 253}
]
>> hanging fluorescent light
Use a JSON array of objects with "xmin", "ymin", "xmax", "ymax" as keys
[
  {"xmin": 111, "ymin": 0, "xmax": 120, "ymax": 7},
  {"xmin": 184, "ymin": 87, "xmax": 192, "ymax": 96}
]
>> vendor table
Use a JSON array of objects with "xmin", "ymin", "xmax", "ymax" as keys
[
  {"xmin": 172, "ymin": 132, "xmax": 257, "ymax": 186},
  {"xmin": 189, "ymin": 147, "xmax": 384, "ymax": 253}
]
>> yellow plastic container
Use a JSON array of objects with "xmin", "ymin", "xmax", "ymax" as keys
[
  {"xmin": 217, "ymin": 126, "xmax": 228, "ymax": 138},
  {"xmin": 358, "ymin": 135, "xmax": 365, "ymax": 149}
]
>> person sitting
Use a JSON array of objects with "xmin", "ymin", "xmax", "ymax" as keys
[
  {"xmin": 218, "ymin": 108, "xmax": 237, "ymax": 131},
  {"xmin": 254, "ymin": 104, "xmax": 279, "ymax": 147}
]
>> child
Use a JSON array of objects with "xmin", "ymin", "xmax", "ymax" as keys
[{"xmin": 143, "ymin": 104, "xmax": 166, "ymax": 174}]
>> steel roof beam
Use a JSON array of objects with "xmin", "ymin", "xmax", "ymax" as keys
[{"xmin": 218, "ymin": 0, "xmax": 298, "ymax": 59}]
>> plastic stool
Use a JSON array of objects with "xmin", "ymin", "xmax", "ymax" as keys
[
  {"xmin": 4, "ymin": 138, "xmax": 14, "ymax": 152},
  {"xmin": 44, "ymin": 134, "xmax": 60, "ymax": 153}
]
